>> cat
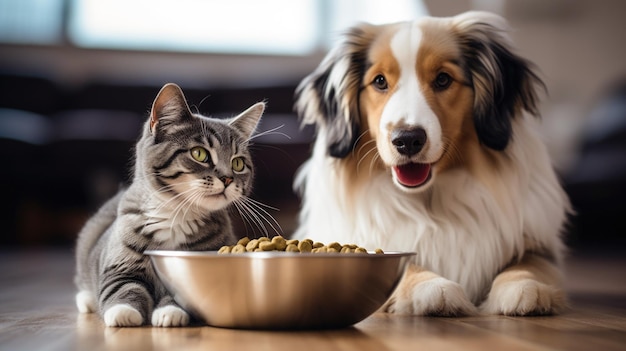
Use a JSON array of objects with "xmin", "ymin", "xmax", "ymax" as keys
[{"xmin": 74, "ymin": 83, "xmax": 265, "ymax": 327}]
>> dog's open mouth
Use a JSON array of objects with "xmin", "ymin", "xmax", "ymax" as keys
[{"xmin": 393, "ymin": 163, "xmax": 431, "ymax": 188}]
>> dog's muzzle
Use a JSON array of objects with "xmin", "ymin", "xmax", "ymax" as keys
[{"xmin": 390, "ymin": 127, "xmax": 432, "ymax": 189}]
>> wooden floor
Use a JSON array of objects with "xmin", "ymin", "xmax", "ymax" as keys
[{"xmin": 1, "ymin": 248, "xmax": 625, "ymax": 351}]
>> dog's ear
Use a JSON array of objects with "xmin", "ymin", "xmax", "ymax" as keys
[
  {"xmin": 294, "ymin": 24, "xmax": 375, "ymax": 158},
  {"xmin": 453, "ymin": 11, "xmax": 545, "ymax": 151}
]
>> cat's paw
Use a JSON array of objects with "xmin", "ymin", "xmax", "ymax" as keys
[
  {"xmin": 103, "ymin": 304, "xmax": 143, "ymax": 327},
  {"xmin": 151, "ymin": 305, "xmax": 190, "ymax": 327},
  {"xmin": 75, "ymin": 290, "xmax": 96, "ymax": 313},
  {"xmin": 480, "ymin": 279, "xmax": 566, "ymax": 316},
  {"xmin": 385, "ymin": 277, "xmax": 477, "ymax": 316}
]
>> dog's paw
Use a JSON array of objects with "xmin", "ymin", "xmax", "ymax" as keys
[
  {"xmin": 480, "ymin": 278, "xmax": 566, "ymax": 316},
  {"xmin": 103, "ymin": 304, "xmax": 143, "ymax": 327},
  {"xmin": 75, "ymin": 290, "xmax": 96, "ymax": 313},
  {"xmin": 385, "ymin": 277, "xmax": 477, "ymax": 316},
  {"xmin": 151, "ymin": 305, "xmax": 190, "ymax": 327}
]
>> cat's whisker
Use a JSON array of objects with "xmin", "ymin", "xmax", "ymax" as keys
[
  {"xmin": 246, "ymin": 124, "xmax": 291, "ymax": 144},
  {"xmin": 238, "ymin": 197, "xmax": 282, "ymax": 236},
  {"xmin": 236, "ymin": 198, "xmax": 273, "ymax": 237},
  {"xmin": 150, "ymin": 186, "xmax": 197, "ymax": 215},
  {"xmin": 147, "ymin": 186, "xmax": 200, "ymax": 232},
  {"xmin": 242, "ymin": 197, "xmax": 280, "ymax": 212},
  {"xmin": 140, "ymin": 187, "xmax": 195, "ymax": 231},
  {"xmin": 241, "ymin": 198, "xmax": 283, "ymax": 236},
  {"xmin": 175, "ymin": 189, "xmax": 206, "ymax": 235},
  {"xmin": 243, "ymin": 202, "xmax": 273, "ymax": 237},
  {"xmin": 233, "ymin": 200, "xmax": 268, "ymax": 237},
  {"xmin": 235, "ymin": 201, "xmax": 268, "ymax": 237},
  {"xmin": 168, "ymin": 188, "xmax": 199, "ymax": 235},
  {"xmin": 194, "ymin": 94, "xmax": 212, "ymax": 114},
  {"xmin": 229, "ymin": 204, "xmax": 252, "ymax": 237},
  {"xmin": 181, "ymin": 190, "xmax": 203, "ymax": 229}
]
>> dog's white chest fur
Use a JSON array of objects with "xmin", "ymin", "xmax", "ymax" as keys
[
  {"xmin": 295, "ymin": 162, "xmax": 512, "ymax": 302},
  {"xmin": 294, "ymin": 120, "xmax": 567, "ymax": 304}
]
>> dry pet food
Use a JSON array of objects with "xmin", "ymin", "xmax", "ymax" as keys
[{"xmin": 218, "ymin": 236, "xmax": 384, "ymax": 254}]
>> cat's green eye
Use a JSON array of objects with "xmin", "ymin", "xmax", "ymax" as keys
[
  {"xmin": 191, "ymin": 147, "xmax": 209, "ymax": 163},
  {"xmin": 232, "ymin": 157, "xmax": 245, "ymax": 172}
]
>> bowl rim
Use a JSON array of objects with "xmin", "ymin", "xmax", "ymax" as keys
[{"xmin": 144, "ymin": 250, "xmax": 416, "ymax": 259}]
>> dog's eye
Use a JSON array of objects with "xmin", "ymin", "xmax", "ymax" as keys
[
  {"xmin": 372, "ymin": 74, "xmax": 388, "ymax": 91},
  {"xmin": 433, "ymin": 72, "xmax": 452, "ymax": 90}
]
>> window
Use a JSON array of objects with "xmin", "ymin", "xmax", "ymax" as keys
[
  {"xmin": 67, "ymin": 0, "xmax": 320, "ymax": 55},
  {"xmin": 0, "ymin": 0, "xmax": 64, "ymax": 44},
  {"xmin": 326, "ymin": 0, "xmax": 428, "ymax": 47},
  {"xmin": 0, "ymin": 0, "xmax": 427, "ymax": 55}
]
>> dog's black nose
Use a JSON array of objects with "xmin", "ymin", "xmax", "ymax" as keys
[{"xmin": 391, "ymin": 128, "xmax": 427, "ymax": 156}]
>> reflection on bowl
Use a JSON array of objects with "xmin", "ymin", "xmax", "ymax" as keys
[{"xmin": 145, "ymin": 250, "xmax": 415, "ymax": 330}]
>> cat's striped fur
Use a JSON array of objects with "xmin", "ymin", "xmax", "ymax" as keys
[{"xmin": 74, "ymin": 83, "xmax": 265, "ymax": 327}]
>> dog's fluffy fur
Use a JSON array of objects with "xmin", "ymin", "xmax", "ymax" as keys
[{"xmin": 293, "ymin": 11, "xmax": 571, "ymax": 316}]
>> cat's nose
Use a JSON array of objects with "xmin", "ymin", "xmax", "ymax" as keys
[{"xmin": 220, "ymin": 176, "xmax": 234, "ymax": 187}]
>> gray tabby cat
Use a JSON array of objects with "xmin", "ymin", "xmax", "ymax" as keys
[{"xmin": 74, "ymin": 83, "xmax": 265, "ymax": 327}]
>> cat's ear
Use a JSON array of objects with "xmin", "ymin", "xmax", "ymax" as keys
[
  {"xmin": 150, "ymin": 83, "xmax": 193, "ymax": 134},
  {"xmin": 229, "ymin": 102, "xmax": 265, "ymax": 140}
]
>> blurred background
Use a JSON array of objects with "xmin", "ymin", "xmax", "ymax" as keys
[{"xmin": 0, "ymin": 0, "xmax": 624, "ymax": 251}]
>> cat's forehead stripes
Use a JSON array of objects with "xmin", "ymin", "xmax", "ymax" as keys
[
  {"xmin": 208, "ymin": 146, "xmax": 219, "ymax": 166},
  {"xmin": 199, "ymin": 119, "xmax": 224, "ymax": 145},
  {"xmin": 232, "ymin": 139, "xmax": 238, "ymax": 155},
  {"xmin": 208, "ymin": 133, "xmax": 220, "ymax": 147}
]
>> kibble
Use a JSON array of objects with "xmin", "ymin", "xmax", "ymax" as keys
[
  {"xmin": 218, "ymin": 246, "xmax": 231, "ymax": 254},
  {"xmin": 217, "ymin": 236, "xmax": 384, "ymax": 255},
  {"xmin": 259, "ymin": 241, "xmax": 276, "ymax": 251},
  {"xmin": 297, "ymin": 240, "xmax": 312, "ymax": 253},
  {"xmin": 231, "ymin": 244, "xmax": 246, "ymax": 253},
  {"xmin": 246, "ymin": 239, "xmax": 259, "ymax": 251},
  {"xmin": 271, "ymin": 236, "xmax": 287, "ymax": 251},
  {"xmin": 237, "ymin": 237, "xmax": 250, "ymax": 246},
  {"xmin": 285, "ymin": 243, "xmax": 299, "ymax": 252}
]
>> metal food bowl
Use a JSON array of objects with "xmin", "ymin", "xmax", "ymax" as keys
[{"xmin": 145, "ymin": 250, "xmax": 415, "ymax": 330}]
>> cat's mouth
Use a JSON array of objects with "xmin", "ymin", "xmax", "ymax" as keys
[
  {"xmin": 204, "ymin": 192, "xmax": 227, "ymax": 199},
  {"xmin": 192, "ymin": 191, "xmax": 231, "ymax": 211}
]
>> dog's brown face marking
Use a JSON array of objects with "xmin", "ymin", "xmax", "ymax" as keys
[
  {"xmin": 416, "ymin": 20, "xmax": 477, "ymax": 171},
  {"xmin": 359, "ymin": 25, "xmax": 400, "ymax": 143}
]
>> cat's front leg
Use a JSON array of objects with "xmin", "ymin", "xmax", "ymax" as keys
[
  {"xmin": 100, "ymin": 274, "xmax": 154, "ymax": 327},
  {"xmin": 151, "ymin": 295, "xmax": 190, "ymax": 327},
  {"xmin": 104, "ymin": 304, "xmax": 144, "ymax": 327}
]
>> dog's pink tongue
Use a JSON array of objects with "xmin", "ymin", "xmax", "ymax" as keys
[{"xmin": 394, "ymin": 163, "xmax": 430, "ymax": 187}]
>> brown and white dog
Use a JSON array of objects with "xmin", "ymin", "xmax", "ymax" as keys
[{"xmin": 293, "ymin": 11, "xmax": 570, "ymax": 316}]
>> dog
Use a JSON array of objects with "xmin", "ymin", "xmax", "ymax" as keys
[{"xmin": 292, "ymin": 11, "xmax": 571, "ymax": 316}]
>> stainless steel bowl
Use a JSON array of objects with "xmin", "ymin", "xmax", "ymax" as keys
[{"xmin": 145, "ymin": 250, "xmax": 415, "ymax": 330}]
